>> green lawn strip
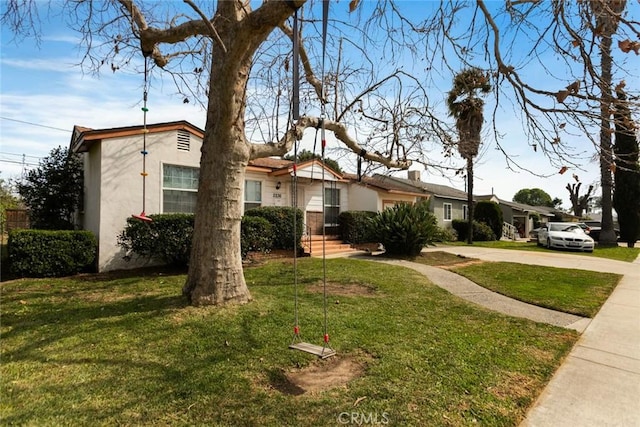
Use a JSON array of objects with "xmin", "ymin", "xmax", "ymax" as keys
[
  {"xmin": 2, "ymin": 258, "xmax": 577, "ymax": 426},
  {"xmin": 449, "ymin": 261, "xmax": 621, "ymax": 318},
  {"xmin": 444, "ymin": 240, "xmax": 640, "ymax": 262}
]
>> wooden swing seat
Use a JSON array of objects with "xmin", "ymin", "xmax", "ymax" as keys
[{"xmin": 289, "ymin": 342, "xmax": 336, "ymax": 359}]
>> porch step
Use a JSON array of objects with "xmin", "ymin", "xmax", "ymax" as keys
[{"xmin": 304, "ymin": 235, "xmax": 362, "ymax": 257}]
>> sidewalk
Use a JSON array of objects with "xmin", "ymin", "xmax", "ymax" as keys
[{"xmin": 420, "ymin": 246, "xmax": 640, "ymax": 427}]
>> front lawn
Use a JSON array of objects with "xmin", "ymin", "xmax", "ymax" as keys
[
  {"xmin": 450, "ymin": 262, "xmax": 621, "ymax": 317},
  {"xmin": 1, "ymin": 258, "xmax": 577, "ymax": 426}
]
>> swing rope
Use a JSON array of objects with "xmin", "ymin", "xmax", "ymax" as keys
[
  {"xmin": 289, "ymin": 0, "xmax": 335, "ymax": 358},
  {"xmin": 133, "ymin": 57, "xmax": 152, "ymax": 222},
  {"xmin": 320, "ymin": 0, "xmax": 331, "ymax": 350}
]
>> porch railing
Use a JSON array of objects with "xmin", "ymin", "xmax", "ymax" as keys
[{"xmin": 502, "ymin": 222, "xmax": 518, "ymax": 241}]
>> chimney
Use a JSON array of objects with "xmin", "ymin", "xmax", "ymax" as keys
[{"xmin": 408, "ymin": 170, "xmax": 421, "ymax": 181}]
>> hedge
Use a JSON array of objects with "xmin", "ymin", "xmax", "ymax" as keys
[
  {"xmin": 243, "ymin": 206, "xmax": 303, "ymax": 250},
  {"xmin": 8, "ymin": 229, "xmax": 97, "ymax": 277},
  {"xmin": 338, "ymin": 211, "xmax": 377, "ymax": 244}
]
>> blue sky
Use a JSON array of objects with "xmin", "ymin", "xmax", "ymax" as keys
[{"xmin": 1, "ymin": 1, "xmax": 633, "ymax": 209}]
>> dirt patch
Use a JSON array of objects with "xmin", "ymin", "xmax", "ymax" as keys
[
  {"xmin": 488, "ymin": 371, "xmax": 539, "ymax": 401},
  {"xmin": 270, "ymin": 355, "xmax": 367, "ymax": 395},
  {"xmin": 436, "ymin": 259, "xmax": 486, "ymax": 270},
  {"xmin": 307, "ymin": 281, "xmax": 377, "ymax": 297}
]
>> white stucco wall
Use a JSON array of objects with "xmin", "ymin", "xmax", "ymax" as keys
[
  {"xmin": 346, "ymin": 185, "xmax": 379, "ymax": 212},
  {"xmin": 93, "ymin": 129, "xmax": 202, "ymax": 271}
]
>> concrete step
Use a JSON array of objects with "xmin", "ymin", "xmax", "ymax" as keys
[{"xmin": 303, "ymin": 235, "xmax": 362, "ymax": 257}]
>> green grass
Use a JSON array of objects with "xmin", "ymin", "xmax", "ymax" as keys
[
  {"xmin": 1, "ymin": 258, "xmax": 578, "ymax": 426},
  {"xmin": 450, "ymin": 262, "xmax": 621, "ymax": 317},
  {"xmin": 445, "ymin": 240, "xmax": 640, "ymax": 262}
]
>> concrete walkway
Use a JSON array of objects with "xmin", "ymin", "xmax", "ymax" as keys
[
  {"xmin": 414, "ymin": 246, "xmax": 640, "ymax": 427},
  {"xmin": 374, "ymin": 257, "xmax": 591, "ymax": 332}
]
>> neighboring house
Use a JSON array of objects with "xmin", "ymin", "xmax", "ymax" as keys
[
  {"xmin": 376, "ymin": 171, "xmax": 470, "ymax": 230},
  {"xmin": 476, "ymin": 195, "xmax": 555, "ymax": 238},
  {"xmin": 71, "ymin": 121, "xmax": 426, "ymax": 272}
]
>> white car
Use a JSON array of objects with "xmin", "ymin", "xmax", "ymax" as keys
[{"xmin": 537, "ymin": 222, "xmax": 595, "ymax": 253}]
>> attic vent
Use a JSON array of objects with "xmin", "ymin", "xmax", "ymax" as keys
[{"xmin": 177, "ymin": 130, "xmax": 190, "ymax": 151}]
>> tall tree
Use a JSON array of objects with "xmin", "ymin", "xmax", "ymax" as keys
[
  {"xmin": 423, "ymin": 0, "xmax": 639, "ymax": 247},
  {"xmin": 591, "ymin": 0, "xmax": 628, "ymax": 246},
  {"xmin": 4, "ymin": 1, "xmax": 439, "ymax": 306},
  {"xmin": 447, "ymin": 67, "xmax": 491, "ymax": 244},
  {"xmin": 566, "ymin": 178, "xmax": 595, "ymax": 218},
  {"xmin": 613, "ymin": 87, "xmax": 640, "ymax": 247},
  {"xmin": 16, "ymin": 146, "xmax": 83, "ymax": 230},
  {"xmin": 513, "ymin": 188, "xmax": 556, "ymax": 208}
]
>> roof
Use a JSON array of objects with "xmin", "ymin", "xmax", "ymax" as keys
[
  {"xmin": 70, "ymin": 120, "xmax": 204, "ymax": 153},
  {"xmin": 476, "ymin": 194, "xmax": 558, "ymax": 217},
  {"xmin": 343, "ymin": 174, "xmax": 428, "ymax": 197},
  {"xmin": 375, "ymin": 174, "xmax": 469, "ymax": 201}
]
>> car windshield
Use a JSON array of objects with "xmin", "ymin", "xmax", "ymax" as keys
[{"xmin": 549, "ymin": 223, "xmax": 581, "ymax": 232}]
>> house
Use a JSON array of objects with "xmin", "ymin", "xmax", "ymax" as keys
[
  {"xmin": 476, "ymin": 195, "xmax": 556, "ymax": 238},
  {"xmin": 70, "ymin": 120, "xmax": 426, "ymax": 272},
  {"xmin": 375, "ymin": 171, "xmax": 470, "ymax": 230}
]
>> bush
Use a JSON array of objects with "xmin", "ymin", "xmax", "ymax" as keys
[
  {"xmin": 8, "ymin": 229, "xmax": 97, "ymax": 277},
  {"xmin": 338, "ymin": 211, "xmax": 377, "ymax": 244},
  {"xmin": 474, "ymin": 200, "xmax": 503, "ymax": 239},
  {"xmin": 241, "ymin": 216, "xmax": 274, "ymax": 258},
  {"xmin": 118, "ymin": 212, "xmax": 285, "ymax": 266},
  {"xmin": 473, "ymin": 221, "xmax": 497, "ymax": 241},
  {"xmin": 370, "ymin": 201, "xmax": 438, "ymax": 258},
  {"xmin": 243, "ymin": 207, "xmax": 303, "ymax": 250},
  {"xmin": 118, "ymin": 214, "xmax": 194, "ymax": 267},
  {"xmin": 452, "ymin": 219, "xmax": 497, "ymax": 242},
  {"xmin": 433, "ymin": 226, "xmax": 457, "ymax": 242}
]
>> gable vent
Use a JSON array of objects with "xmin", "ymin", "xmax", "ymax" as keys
[{"xmin": 177, "ymin": 130, "xmax": 190, "ymax": 151}]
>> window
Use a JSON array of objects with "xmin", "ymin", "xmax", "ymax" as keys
[
  {"xmin": 443, "ymin": 203, "xmax": 452, "ymax": 221},
  {"xmin": 325, "ymin": 188, "xmax": 340, "ymax": 225},
  {"xmin": 463, "ymin": 204, "xmax": 469, "ymax": 220},
  {"xmin": 244, "ymin": 180, "xmax": 262, "ymax": 211},
  {"xmin": 177, "ymin": 130, "xmax": 190, "ymax": 151},
  {"xmin": 163, "ymin": 164, "xmax": 198, "ymax": 213}
]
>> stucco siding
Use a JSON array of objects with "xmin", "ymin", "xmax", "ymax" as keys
[
  {"xmin": 348, "ymin": 185, "xmax": 379, "ymax": 212},
  {"xmin": 95, "ymin": 130, "xmax": 202, "ymax": 271}
]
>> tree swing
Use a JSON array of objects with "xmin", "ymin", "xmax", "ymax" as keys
[
  {"xmin": 132, "ymin": 56, "xmax": 152, "ymax": 222},
  {"xmin": 288, "ymin": 0, "xmax": 336, "ymax": 359}
]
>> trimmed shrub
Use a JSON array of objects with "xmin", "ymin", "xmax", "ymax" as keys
[
  {"xmin": 338, "ymin": 211, "xmax": 377, "ymax": 244},
  {"xmin": 370, "ymin": 201, "xmax": 438, "ymax": 258},
  {"xmin": 241, "ymin": 216, "xmax": 274, "ymax": 258},
  {"xmin": 8, "ymin": 229, "xmax": 97, "ymax": 277},
  {"xmin": 434, "ymin": 226, "xmax": 457, "ymax": 243},
  {"xmin": 473, "ymin": 221, "xmax": 497, "ymax": 241},
  {"xmin": 474, "ymin": 200, "xmax": 503, "ymax": 239},
  {"xmin": 118, "ymin": 214, "xmax": 194, "ymax": 267},
  {"xmin": 243, "ymin": 207, "xmax": 303, "ymax": 250},
  {"xmin": 452, "ymin": 219, "xmax": 497, "ymax": 242}
]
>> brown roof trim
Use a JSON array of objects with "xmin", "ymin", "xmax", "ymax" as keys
[{"xmin": 71, "ymin": 120, "xmax": 204, "ymax": 153}]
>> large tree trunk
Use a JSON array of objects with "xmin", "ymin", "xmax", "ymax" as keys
[
  {"xmin": 594, "ymin": 0, "xmax": 625, "ymax": 247},
  {"xmin": 597, "ymin": 30, "xmax": 617, "ymax": 246},
  {"xmin": 182, "ymin": 6, "xmax": 255, "ymax": 306}
]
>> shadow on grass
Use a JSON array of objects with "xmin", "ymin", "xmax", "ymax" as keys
[{"xmin": 2, "ymin": 293, "xmax": 188, "ymax": 361}]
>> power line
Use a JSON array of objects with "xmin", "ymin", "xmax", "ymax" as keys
[
  {"xmin": 0, "ymin": 151, "xmax": 42, "ymax": 160},
  {"xmin": 0, "ymin": 116, "xmax": 71, "ymax": 133}
]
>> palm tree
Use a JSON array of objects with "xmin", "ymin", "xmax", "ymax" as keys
[{"xmin": 447, "ymin": 68, "xmax": 492, "ymax": 244}]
